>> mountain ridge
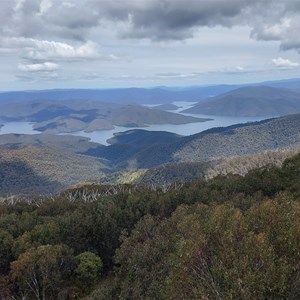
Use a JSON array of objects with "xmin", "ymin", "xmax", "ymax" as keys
[
  {"xmin": 1, "ymin": 77, "xmax": 300, "ymax": 105},
  {"xmin": 83, "ymin": 113, "xmax": 300, "ymax": 170},
  {"xmin": 183, "ymin": 86, "xmax": 300, "ymax": 117}
]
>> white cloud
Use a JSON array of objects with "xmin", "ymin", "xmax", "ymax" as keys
[
  {"xmin": 39, "ymin": 0, "xmax": 53, "ymax": 15},
  {"xmin": 272, "ymin": 57, "xmax": 299, "ymax": 68},
  {"xmin": 0, "ymin": 37, "xmax": 120, "ymax": 63},
  {"xmin": 156, "ymin": 72, "xmax": 200, "ymax": 79},
  {"xmin": 234, "ymin": 66, "xmax": 244, "ymax": 71},
  {"xmin": 18, "ymin": 62, "xmax": 59, "ymax": 72},
  {"xmin": 23, "ymin": 39, "xmax": 99, "ymax": 61}
]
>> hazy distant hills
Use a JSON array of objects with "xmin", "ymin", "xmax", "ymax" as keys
[
  {"xmin": 0, "ymin": 86, "xmax": 234, "ymax": 105},
  {"xmin": 1, "ymin": 78, "xmax": 299, "ymax": 105},
  {"xmin": 32, "ymin": 104, "xmax": 206, "ymax": 133},
  {"xmin": 0, "ymin": 100, "xmax": 206, "ymax": 133},
  {"xmin": 152, "ymin": 103, "xmax": 179, "ymax": 111},
  {"xmin": 1, "ymin": 79, "xmax": 300, "ymax": 134},
  {"xmin": 183, "ymin": 86, "xmax": 300, "ymax": 117},
  {"xmin": 262, "ymin": 77, "xmax": 300, "ymax": 90}
]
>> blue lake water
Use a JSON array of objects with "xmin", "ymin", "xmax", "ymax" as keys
[
  {"xmin": 0, "ymin": 122, "xmax": 39, "ymax": 135},
  {"xmin": 0, "ymin": 102, "xmax": 268, "ymax": 145}
]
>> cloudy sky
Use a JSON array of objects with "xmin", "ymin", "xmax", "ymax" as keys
[{"xmin": 0, "ymin": 0, "xmax": 300, "ymax": 91}]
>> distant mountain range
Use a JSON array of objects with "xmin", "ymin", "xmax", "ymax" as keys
[
  {"xmin": 1, "ymin": 78, "xmax": 299, "ymax": 105},
  {"xmin": 1, "ymin": 78, "xmax": 300, "ymax": 130},
  {"xmin": 183, "ymin": 86, "xmax": 300, "ymax": 117},
  {"xmin": 0, "ymin": 86, "xmax": 233, "ymax": 105}
]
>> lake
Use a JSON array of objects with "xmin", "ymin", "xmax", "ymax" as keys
[
  {"xmin": 0, "ymin": 103, "xmax": 267, "ymax": 145},
  {"xmin": 0, "ymin": 122, "xmax": 39, "ymax": 135}
]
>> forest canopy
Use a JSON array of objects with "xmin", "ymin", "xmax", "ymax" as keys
[{"xmin": 0, "ymin": 153, "xmax": 300, "ymax": 299}]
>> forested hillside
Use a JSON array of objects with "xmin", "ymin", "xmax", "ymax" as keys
[
  {"xmin": 131, "ymin": 147, "xmax": 300, "ymax": 186},
  {"xmin": 90, "ymin": 113, "xmax": 300, "ymax": 170},
  {"xmin": 183, "ymin": 86, "xmax": 300, "ymax": 117},
  {"xmin": 0, "ymin": 145, "xmax": 105, "ymax": 195},
  {"xmin": 173, "ymin": 113, "xmax": 300, "ymax": 163},
  {"xmin": 2, "ymin": 113, "xmax": 300, "ymax": 196},
  {"xmin": 1, "ymin": 153, "xmax": 300, "ymax": 298}
]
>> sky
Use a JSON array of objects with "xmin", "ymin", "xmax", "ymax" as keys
[{"xmin": 0, "ymin": 0, "xmax": 300, "ymax": 91}]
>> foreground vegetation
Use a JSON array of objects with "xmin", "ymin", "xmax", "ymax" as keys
[{"xmin": 1, "ymin": 153, "xmax": 300, "ymax": 299}]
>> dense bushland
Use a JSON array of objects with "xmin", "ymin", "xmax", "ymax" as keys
[{"xmin": 1, "ymin": 153, "xmax": 300, "ymax": 299}]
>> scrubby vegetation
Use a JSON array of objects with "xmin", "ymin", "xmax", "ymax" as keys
[
  {"xmin": 135, "ymin": 147, "xmax": 300, "ymax": 186},
  {"xmin": 98, "ymin": 147, "xmax": 300, "ymax": 187},
  {"xmin": 1, "ymin": 153, "xmax": 300, "ymax": 298}
]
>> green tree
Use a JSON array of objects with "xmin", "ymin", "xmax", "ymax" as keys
[
  {"xmin": 75, "ymin": 251, "xmax": 103, "ymax": 283},
  {"xmin": 10, "ymin": 244, "xmax": 74, "ymax": 300},
  {"xmin": 0, "ymin": 229, "xmax": 13, "ymax": 273}
]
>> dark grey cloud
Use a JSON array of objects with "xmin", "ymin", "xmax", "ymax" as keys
[
  {"xmin": 89, "ymin": 0, "xmax": 254, "ymax": 40},
  {"xmin": 88, "ymin": 1, "xmax": 300, "ymax": 53},
  {"xmin": 43, "ymin": 1, "xmax": 100, "ymax": 41},
  {"xmin": 10, "ymin": 0, "xmax": 43, "ymax": 38},
  {"xmin": 1, "ymin": 1, "xmax": 300, "ymax": 51},
  {"xmin": 0, "ymin": 1, "xmax": 16, "ymax": 38},
  {"xmin": 0, "ymin": 1, "xmax": 98, "ymax": 42}
]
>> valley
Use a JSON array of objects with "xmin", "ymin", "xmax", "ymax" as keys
[
  {"xmin": 1, "ymin": 109, "xmax": 300, "ymax": 195},
  {"xmin": 1, "ymin": 78, "xmax": 300, "ymax": 196},
  {"xmin": 2, "ymin": 1, "xmax": 300, "ymax": 298}
]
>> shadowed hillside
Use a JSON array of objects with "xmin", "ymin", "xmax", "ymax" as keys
[
  {"xmin": 0, "ymin": 145, "xmax": 106, "ymax": 195},
  {"xmin": 0, "ymin": 160, "xmax": 63, "ymax": 195}
]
